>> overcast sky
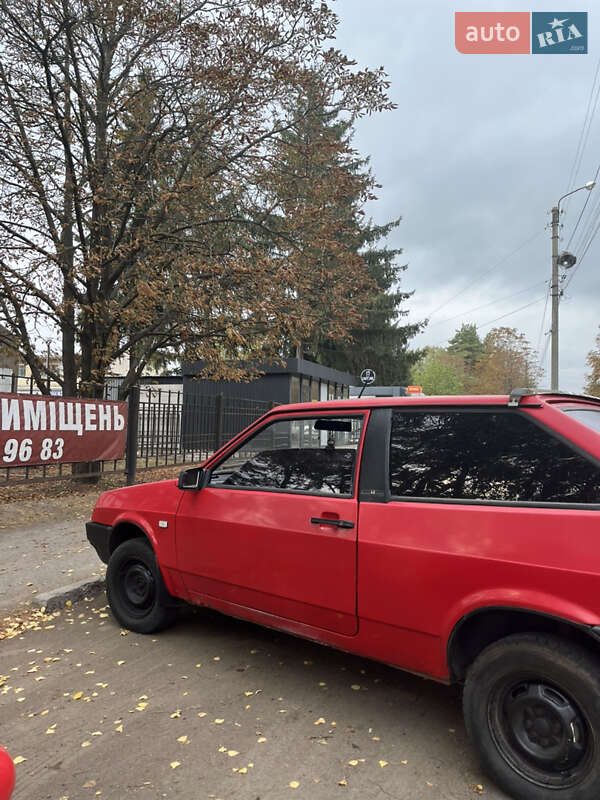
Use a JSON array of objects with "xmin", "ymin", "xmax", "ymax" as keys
[{"xmin": 332, "ymin": 0, "xmax": 600, "ymax": 391}]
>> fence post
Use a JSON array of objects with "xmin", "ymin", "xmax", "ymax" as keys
[
  {"xmin": 126, "ymin": 385, "xmax": 140, "ymax": 486},
  {"xmin": 214, "ymin": 393, "xmax": 224, "ymax": 453}
]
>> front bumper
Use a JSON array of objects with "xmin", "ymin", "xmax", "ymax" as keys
[{"xmin": 86, "ymin": 521, "xmax": 112, "ymax": 564}]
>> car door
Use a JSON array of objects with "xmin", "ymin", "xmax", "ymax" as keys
[{"xmin": 176, "ymin": 411, "xmax": 367, "ymax": 635}]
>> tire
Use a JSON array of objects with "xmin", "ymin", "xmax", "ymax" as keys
[
  {"xmin": 463, "ymin": 633, "xmax": 600, "ymax": 800},
  {"xmin": 106, "ymin": 538, "xmax": 176, "ymax": 634}
]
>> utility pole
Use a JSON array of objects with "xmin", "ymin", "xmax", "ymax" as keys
[{"xmin": 550, "ymin": 205, "xmax": 559, "ymax": 391}]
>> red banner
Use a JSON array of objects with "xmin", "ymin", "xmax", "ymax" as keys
[{"xmin": 0, "ymin": 394, "xmax": 127, "ymax": 467}]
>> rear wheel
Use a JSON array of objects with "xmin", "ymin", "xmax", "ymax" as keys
[
  {"xmin": 106, "ymin": 538, "xmax": 176, "ymax": 634},
  {"xmin": 463, "ymin": 633, "xmax": 600, "ymax": 800}
]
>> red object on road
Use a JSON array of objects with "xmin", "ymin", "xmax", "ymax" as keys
[{"xmin": 0, "ymin": 747, "xmax": 15, "ymax": 800}]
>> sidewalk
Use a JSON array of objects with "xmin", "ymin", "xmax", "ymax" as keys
[{"xmin": 0, "ymin": 497, "xmax": 104, "ymax": 615}]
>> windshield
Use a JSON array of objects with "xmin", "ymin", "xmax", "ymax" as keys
[{"xmin": 561, "ymin": 407, "xmax": 600, "ymax": 434}]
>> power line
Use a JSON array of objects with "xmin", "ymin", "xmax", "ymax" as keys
[
  {"xmin": 562, "ymin": 56, "xmax": 600, "ymax": 220},
  {"xmin": 535, "ymin": 281, "xmax": 551, "ymax": 355},
  {"xmin": 426, "ymin": 231, "xmax": 543, "ymax": 320},
  {"xmin": 427, "ymin": 280, "xmax": 545, "ymax": 330},
  {"xmin": 474, "ymin": 296, "xmax": 547, "ymax": 332},
  {"xmin": 565, "ymin": 162, "xmax": 600, "ymax": 250}
]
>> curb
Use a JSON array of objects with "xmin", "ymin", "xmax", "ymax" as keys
[{"xmin": 31, "ymin": 578, "xmax": 106, "ymax": 614}]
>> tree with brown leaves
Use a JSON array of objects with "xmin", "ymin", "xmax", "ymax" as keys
[
  {"xmin": 471, "ymin": 327, "xmax": 543, "ymax": 394},
  {"xmin": 0, "ymin": 0, "xmax": 394, "ymax": 397}
]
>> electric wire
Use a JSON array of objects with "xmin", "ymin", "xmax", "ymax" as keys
[
  {"xmin": 562, "ymin": 55, "xmax": 600, "ymax": 220},
  {"xmin": 427, "ymin": 280, "xmax": 545, "ymax": 330},
  {"xmin": 473, "ymin": 296, "xmax": 547, "ymax": 333},
  {"xmin": 565, "ymin": 161, "xmax": 600, "ymax": 250},
  {"xmin": 535, "ymin": 281, "xmax": 551, "ymax": 355},
  {"xmin": 426, "ymin": 231, "xmax": 543, "ymax": 320}
]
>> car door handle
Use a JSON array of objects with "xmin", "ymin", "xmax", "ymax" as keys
[{"xmin": 310, "ymin": 517, "xmax": 355, "ymax": 529}]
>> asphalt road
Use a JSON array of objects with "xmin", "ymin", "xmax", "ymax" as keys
[{"xmin": 1, "ymin": 597, "xmax": 510, "ymax": 800}]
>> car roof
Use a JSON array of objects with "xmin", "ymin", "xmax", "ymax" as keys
[{"xmin": 268, "ymin": 391, "xmax": 600, "ymax": 415}]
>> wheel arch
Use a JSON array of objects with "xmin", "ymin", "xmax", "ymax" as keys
[
  {"xmin": 448, "ymin": 607, "xmax": 600, "ymax": 682},
  {"xmin": 109, "ymin": 520, "xmax": 152, "ymax": 556}
]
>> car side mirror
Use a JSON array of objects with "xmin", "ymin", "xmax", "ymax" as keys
[{"xmin": 177, "ymin": 466, "xmax": 206, "ymax": 491}]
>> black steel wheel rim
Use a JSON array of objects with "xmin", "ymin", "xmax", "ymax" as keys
[
  {"xmin": 120, "ymin": 560, "xmax": 156, "ymax": 616},
  {"xmin": 488, "ymin": 675, "xmax": 592, "ymax": 789}
]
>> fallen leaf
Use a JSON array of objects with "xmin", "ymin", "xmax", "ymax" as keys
[
  {"xmin": 257, "ymin": 737, "xmax": 267, "ymax": 743},
  {"xmin": 289, "ymin": 780, "xmax": 300, "ymax": 789},
  {"xmin": 238, "ymin": 767, "xmax": 248, "ymax": 774},
  {"xmin": 214, "ymin": 718, "xmax": 224, "ymax": 724},
  {"xmin": 71, "ymin": 691, "xmax": 83, "ymax": 701},
  {"xmin": 13, "ymin": 756, "xmax": 26, "ymax": 765},
  {"xmin": 227, "ymin": 750, "xmax": 239, "ymax": 757},
  {"xmin": 401, "ymin": 760, "xmax": 408, "ymax": 765},
  {"xmin": 314, "ymin": 717, "xmax": 326, "ymax": 726},
  {"xmin": 379, "ymin": 760, "xmax": 388, "ymax": 768},
  {"xmin": 170, "ymin": 710, "xmax": 182, "ymax": 719},
  {"xmin": 83, "ymin": 780, "xmax": 96, "ymax": 788},
  {"xmin": 177, "ymin": 735, "xmax": 188, "ymax": 744},
  {"xmin": 170, "ymin": 761, "xmax": 180, "ymax": 769},
  {"xmin": 348, "ymin": 760, "xmax": 358, "ymax": 766},
  {"xmin": 338, "ymin": 778, "xmax": 347, "ymax": 786},
  {"xmin": 351, "ymin": 684, "xmax": 360, "ymax": 691},
  {"xmin": 81, "ymin": 741, "xmax": 91, "ymax": 748},
  {"xmin": 115, "ymin": 725, "xmax": 123, "ymax": 733},
  {"xmin": 198, "ymin": 712, "xmax": 206, "ymax": 718}
]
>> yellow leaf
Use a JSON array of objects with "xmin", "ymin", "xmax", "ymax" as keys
[
  {"xmin": 401, "ymin": 760, "xmax": 408, "ymax": 765},
  {"xmin": 170, "ymin": 710, "xmax": 182, "ymax": 718},
  {"xmin": 13, "ymin": 756, "xmax": 26, "ymax": 765},
  {"xmin": 214, "ymin": 718, "xmax": 224, "ymax": 724},
  {"xmin": 170, "ymin": 761, "xmax": 180, "ymax": 769},
  {"xmin": 244, "ymin": 691, "xmax": 254, "ymax": 696},
  {"xmin": 227, "ymin": 750, "xmax": 239, "ymax": 757},
  {"xmin": 115, "ymin": 725, "xmax": 123, "ymax": 733},
  {"xmin": 117, "ymin": 660, "xmax": 125, "ymax": 666},
  {"xmin": 238, "ymin": 767, "xmax": 248, "ymax": 774},
  {"xmin": 348, "ymin": 760, "xmax": 358, "ymax": 766},
  {"xmin": 136, "ymin": 703, "xmax": 148, "ymax": 711},
  {"xmin": 177, "ymin": 735, "xmax": 188, "ymax": 744},
  {"xmin": 45, "ymin": 728, "xmax": 55, "ymax": 735},
  {"xmin": 81, "ymin": 741, "xmax": 91, "ymax": 748},
  {"xmin": 138, "ymin": 695, "xmax": 148, "ymax": 700},
  {"xmin": 213, "ymin": 656, "xmax": 220, "ymax": 661},
  {"xmin": 338, "ymin": 779, "xmax": 347, "ymax": 786},
  {"xmin": 198, "ymin": 712, "xmax": 206, "ymax": 718},
  {"xmin": 91, "ymin": 732, "xmax": 102, "ymax": 737},
  {"xmin": 314, "ymin": 717, "xmax": 326, "ymax": 726},
  {"xmin": 289, "ymin": 780, "xmax": 300, "ymax": 789},
  {"xmin": 72, "ymin": 691, "xmax": 83, "ymax": 700},
  {"xmin": 82, "ymin": 779, "xmax": 96, "ymax": 788},
  {"xmin": 351, "ymin": 684, "xmax": 361, "ymax": 691},
  {"xmin": 257, "ymin": 737, "xmax": 267, "ymax": 743},
  {"xmin": 379, "ymin": 760, "xmax": 388, "ymax": 768},
  {"xmin": 218, "ymin": 747, "xmax": 227, "ymax": 753}
]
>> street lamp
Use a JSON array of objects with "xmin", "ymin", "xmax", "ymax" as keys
[{"xmin": 550, "ymin": 180, "xmax": 596, "ymax": 391}]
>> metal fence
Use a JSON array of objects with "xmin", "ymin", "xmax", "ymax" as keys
[{"xmin": 0, "ymin": 375, "xmax": 272, "ymax": 485}]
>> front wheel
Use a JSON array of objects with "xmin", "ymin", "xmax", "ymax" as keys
[
  {"xmin": 463, "ymin": 633, "xmax": 600, "ymax": 800},
  {"xmin": 106, "ymin": 538, "xmax": 176, "ymax": 634}
]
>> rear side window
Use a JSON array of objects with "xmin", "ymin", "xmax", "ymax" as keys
[
  {"xmin": 561, "ymin": 407, "xmax": 600, "ymax": 434},
  {"xmin": 389, "ymin": 410, "xmax": 600, "ymax": 504}
]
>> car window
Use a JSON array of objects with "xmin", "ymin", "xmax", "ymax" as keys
[
  {"xmin": 560, "ymin": 407, "xmax": 600, "ymax": 434},
  {"xmin": 389, "ymin": 410, "xmax": 600, "ymax": 504},
  {"xmin": 209, "ymin": 416, "xmax": 364, "ymax": 496}
]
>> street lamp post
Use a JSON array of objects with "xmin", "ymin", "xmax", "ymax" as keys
[{"xmin": 550, "ymin": 180, "xmax": 595, "ymax": 391}]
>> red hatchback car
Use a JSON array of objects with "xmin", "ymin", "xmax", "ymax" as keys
[{"xmin": 87, "ymin": 390, "xmax": 600, "ymax": 800}]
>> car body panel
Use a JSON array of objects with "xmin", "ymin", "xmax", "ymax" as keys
[{"xmin": 87, "ymin": 392, "xmax": 600, "ymax": 682}]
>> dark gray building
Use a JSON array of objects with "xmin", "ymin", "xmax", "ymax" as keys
[{"xmin": 184, "ymin": 358, "xmax": 356, "ymax": 405}]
